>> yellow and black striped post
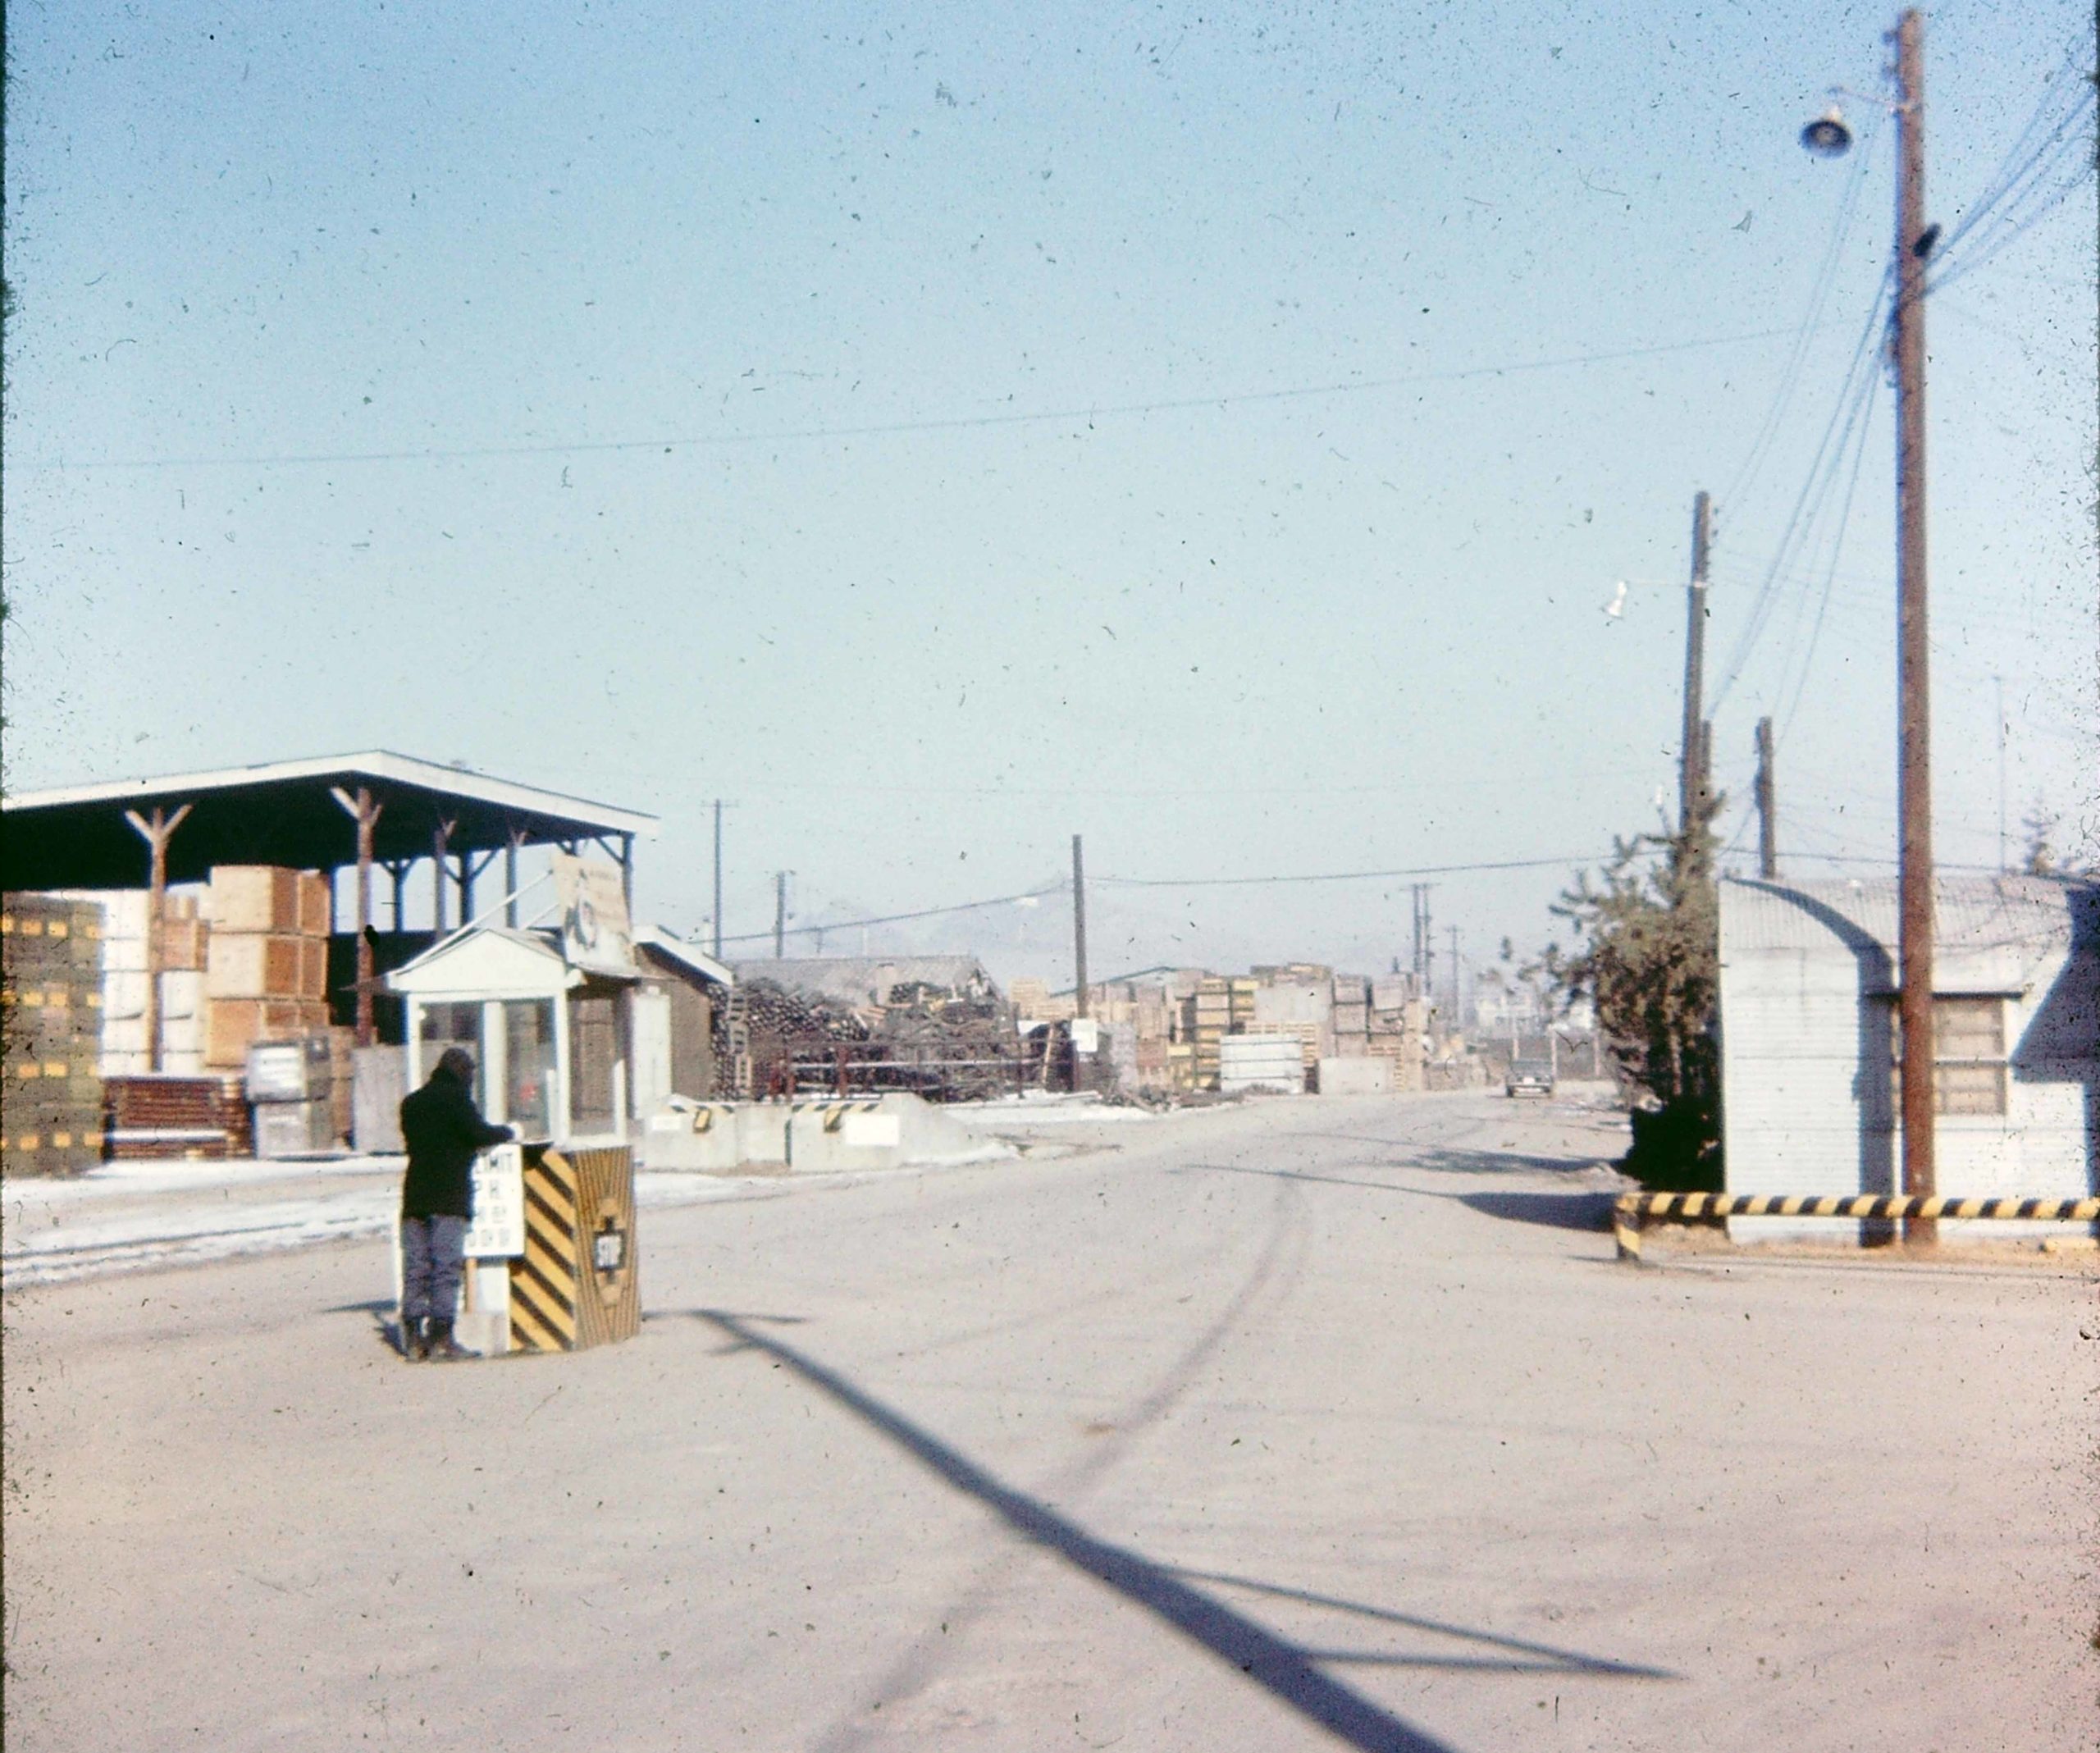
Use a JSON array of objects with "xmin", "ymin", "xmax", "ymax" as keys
[
  {"xmin": 509, "ymin": 1144, "xmax": 641, "ymax": 1352},
  {"xmin": 1614, "ymin": 1191, "xmax": 2100, "ymax": 1262}
]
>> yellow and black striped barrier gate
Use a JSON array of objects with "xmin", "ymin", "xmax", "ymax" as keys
[
  {"xmin": 509, "ymin": 1144, "xmax": 641, "ymax": 1352},
  {"xmin": 1614, "ymin": 1190, "xmax": 2100, "ymax": 1262}
]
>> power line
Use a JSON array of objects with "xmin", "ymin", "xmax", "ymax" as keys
[
  {"xmin": 1774, "ymin": 367, "xmax": 1883, "ymax": 743},
  {"xmin": 1929, "ymin": 42, "xmax": 2094, "ymax": 267},
  {"xmin": 1710, "ymin": 272, "xmax": 1892, "ymax": 712},
  {"xmin": 1095, "ymin": 854, "xmax": 1608, "ymax": 889},
  {"xmin": 1721, "ymin": 108, "xmax": 1885, "ymax": 514},
  {"xmin": 25, "ymin": 326, "xmax": 1825, "ymax": 473},
  {"xmin": 713, "ymin": 881, "xmax": 1066, "ymax": 950}
]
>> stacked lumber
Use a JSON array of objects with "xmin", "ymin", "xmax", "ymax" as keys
[
  {"xmin": 103, "ymin": 1073, "xmax": 240, "ymax": 1160},
  {"xmin": 203, "ymin": 866, "xmax": 332, "ymax": 1071},
  {"xmin": 1009, "ymin": 977, "xmax": 1077, "ymax": 1023},
  {"xmin": 2, "ymin": 895, "xmax": 107, "ymax": 1176}
]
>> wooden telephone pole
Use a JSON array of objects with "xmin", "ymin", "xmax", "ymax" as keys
[
  {"xmin": 1892, "ymin": 8, "xmax": 1937, "ymax": 1236},
  {"xmin": 1755, "ymin": 718, "xmax": 1777, "ymax": 879},
  {"xmin": 713, "ymin": 800, "xmax": 725, "ymax": 960},
  {"xmin": 1071, "ymin": 835, "xmax": 1089, "ymax": 1019},
  {"xmin": 1679, "ymin": 491, "xmax": 1713, "ymax": 838}
]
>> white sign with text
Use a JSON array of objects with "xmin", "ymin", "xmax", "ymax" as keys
[{"xmin": 464, "ymin": 1143, "xmax": 526, "ymax": 1258}]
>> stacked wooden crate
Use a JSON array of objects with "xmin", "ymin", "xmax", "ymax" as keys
[
  {"xmin": 1330, "ymin": 975, "xmax": 1371, "ymax": 1057},
  {"xmin": 92, "ymin": 889, "xmax": 210, "ymax": 1074},
  {"xmin": 327, "ymin": 1026, "xmax": 355, "ymax": 1145},
  {"xmin": 2, "ymin": 895, "xmax": 108, "ymax": 1176},
  {"xmin": 203, "ymin": 866, "xmax": 332, "ymax": 1072},
  {"xmin": 1009, "ymin": 978, "xmax": 1077, "ymax": 1023},
  {"xmin": 1244, "ymin": 1020, "xmax": 1322, "ymax": 1075},
  {"xmin": 1190, "ymin": 979, "xmax": 1230, "ymax": 1089}
]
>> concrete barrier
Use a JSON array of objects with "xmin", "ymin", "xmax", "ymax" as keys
[
  {"xmin": 637, "ymin": 1101, "xmax": 785, "ymax": 1171},
  {"xmin": 637, "ymin": 1093, "xmax": 1007, "ymax": 1174},
  {"xmin": 1317, "ymin": 1057, "xmax": 1394, "ymax": 1096}
]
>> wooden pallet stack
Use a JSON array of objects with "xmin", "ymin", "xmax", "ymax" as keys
[
  {"xmin": 103, "ymin": 1074, "xmax": 235, "ymax": 1160},
  {"xmin": 203, "ymin": 866, "xmax": 333, "ymax": 1072},
  {"xmin": 1330, "ymin": 975, "xmax": 1371, "ymax": 1057},
  {"xmin": 2, "ymin": 895, "xmax": 108, "ymax": 1176}
]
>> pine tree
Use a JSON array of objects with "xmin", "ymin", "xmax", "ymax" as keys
[{"xmin": 1546, "ymin": 792, "xmax": 1723, "ymax": 1189}]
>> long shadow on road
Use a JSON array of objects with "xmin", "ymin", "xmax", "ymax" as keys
[
  {"xmin": 1177, "ymin": 1158, "xmax": 1618, "ymax": 1234},
  {"xmin": 696, "ymin": 1309, "xmax": 1671, "ymax": 1752}
]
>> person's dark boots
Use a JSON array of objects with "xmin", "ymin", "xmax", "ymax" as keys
[
  {"xmin": 424, "ymin": 1317, "xmax": 472, "ymax": 1362},
  {"xmin": 399, "ymin": 1315, "xmax": 427, "ymax": 1361}
]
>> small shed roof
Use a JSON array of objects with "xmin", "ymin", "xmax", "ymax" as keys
[
  {"xmin": 1720, "ymin": 874, "xmax": 2093, "ymax": 993},
  {"xmin": 2, "ymin": 750, "xmax": 658, "ymax": 891},
  {"xmin": 635, "ymin": 929, "xmax": 735, "ymax": 989}
]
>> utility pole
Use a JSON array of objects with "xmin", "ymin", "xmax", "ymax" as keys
[
  {"xmin": 1679, "ymin": 490, "xmax": 1713, "ymax": 838},
  {"xmin": 1892, "ymin": 7, "xmax": 1936, "ymax": 1237},
  {"xmin": 774, "ymin": 871, "xmax": 788, "ymax": 961},
  {"xmin": 1071, "ymin": 834, "xmax": 1089, "ymax": 1018},
  {"xmin": 1448, "ymin": 924, "xmax": 1462, "ymax": 1032},
  {"xmin": 1755, "ymin": 718, "xmax": 1778, "ymax": 879},
  {"xmin": 1993, "ymin": 678, "xmax": 2007, "ymax": 874},
  {"xmin": 713, "ymin": 800, "xmax": 725, "ymax": 960}
]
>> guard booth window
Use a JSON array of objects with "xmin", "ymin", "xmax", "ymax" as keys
[
  {"xmin": 568, "ymin": 993, "xmax": 619, "ymax": 1134},
  {"xmin": 504, "ymin": 999, "xmax": 557, "ymax": 1139},
  {"xmin": 419, "ymin": 1001, "xmax": 484, "ymax": 1104}
]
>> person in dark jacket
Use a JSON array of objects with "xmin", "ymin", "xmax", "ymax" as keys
[{"xmin": 398, "ymin": 1046, "xmax": 514, "ymax": 1361}]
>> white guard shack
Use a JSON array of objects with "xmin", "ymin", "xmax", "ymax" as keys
[
  {"xmin": 1718, "ymin": 874, "xmax": 2099, "ymax": 1244},
  {"xmin": 383, "ymin": 856, "xmax": 714, "ymax": 1353}
]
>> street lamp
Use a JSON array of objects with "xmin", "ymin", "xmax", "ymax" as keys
[
  {"xmin": 1800, "ymin": 107, "xmax": 1854, "ymax": 157},
  {"xmin": 1803, "ymin": 10, "xmax": 1937, "ymax": 1240}
]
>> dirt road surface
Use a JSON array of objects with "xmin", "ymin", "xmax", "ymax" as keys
[{"xmin": 5, "ymin": 1091, "xmax": 2095, "ymax": 1750}]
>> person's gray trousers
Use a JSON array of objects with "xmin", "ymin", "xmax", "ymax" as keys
[{"xmin": 399, "ymin": 1215, "xmax": 469, "ymax": 1323}]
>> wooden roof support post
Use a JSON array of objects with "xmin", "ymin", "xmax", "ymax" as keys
[
  {"xmin": 619, "ymin": 833, "xmax": 635, "ymax": 915},
  {"xmin": 331, "ymin": 786, "xmax": 383, "ymax": 1048},
  {"xmin": 431, "ymin": 819, "xmax": 456, "ymax": 934},
  {"xmin": 123, "ymin": 803, "xmax": 191, "ymax": 1071},
  {"xmin": 504, "ymin": 828, "xmax": 526, "ymax": 928}
]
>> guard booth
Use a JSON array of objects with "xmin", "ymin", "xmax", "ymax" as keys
[{"xmin": 386, "ymin": 858, "xmax": 642, "ymax": 1356}]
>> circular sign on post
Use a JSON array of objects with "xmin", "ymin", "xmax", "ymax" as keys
[{"xmin": 590, "ymin": 1197, "xmax": 630, "ymax": 1307}]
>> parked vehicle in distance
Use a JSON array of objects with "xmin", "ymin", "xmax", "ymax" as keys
[{"xmin": 1505, "ymin": 1058, "xmax": 1555, "ymax": 1099}]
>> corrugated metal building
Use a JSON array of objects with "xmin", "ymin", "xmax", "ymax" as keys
[{"xmin": 1718, "ymin": 874, "xmax": 2098, "ymax": 1242}]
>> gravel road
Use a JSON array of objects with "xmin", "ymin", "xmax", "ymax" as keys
[{"xmin": 5, "ymin": 1089, "xmax": 2094, "ymax": 1751}]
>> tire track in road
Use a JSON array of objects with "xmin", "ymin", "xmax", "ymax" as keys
[{"xmin": 798, "ymin": 1165, "xmax": 1318, "ymax": 1750}]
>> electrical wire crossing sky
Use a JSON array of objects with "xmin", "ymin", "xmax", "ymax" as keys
[{"xmin": 4, "ymin": 0, "xmax": 2093, "ymax": 983}]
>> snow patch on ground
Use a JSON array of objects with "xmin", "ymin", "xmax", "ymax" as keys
[{"xmin": 1, "ymin": 1149, "xmax": 1010, "ymax": 1291}]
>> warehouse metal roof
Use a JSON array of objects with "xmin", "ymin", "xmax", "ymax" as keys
[
  {"xmin": 1719, "ymin": 874, "xmax": 2095, "ymax": 993},
  {"xmin": 1, "ymin": 751, "xmax": 659, "ymax": 891}
]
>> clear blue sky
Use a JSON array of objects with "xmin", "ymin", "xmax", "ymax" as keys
[{"xmin": 5, "ymin": 0, "xmax": 2093, "ymax": 985}]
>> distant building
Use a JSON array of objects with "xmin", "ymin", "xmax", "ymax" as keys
[{"xmin": 1718, "ymin": 874, "xmax": 2098, "ymax": 1242}]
